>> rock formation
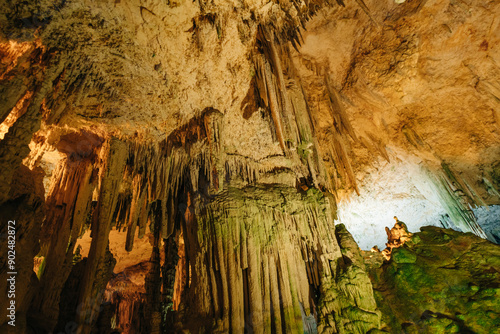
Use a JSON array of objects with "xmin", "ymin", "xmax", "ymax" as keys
[
  {"xmin": 0, "ymin": 0, "xmax": 499, "ymax": 333},
  {"xmin": 378, "ymin": 217, "xmax": 413, "ymax": 260},
  {"xmin": 364, "ymin": 225, "xmax": 500, "ymax": 333}
]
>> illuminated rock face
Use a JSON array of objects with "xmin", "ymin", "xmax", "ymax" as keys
[
  {"xmin": 0, "ymin": 0, "xmax": 499, "ymax": 333},
  {"xmin": 336, "ymin": 157, "xmax": 500, "ymax": 250}
]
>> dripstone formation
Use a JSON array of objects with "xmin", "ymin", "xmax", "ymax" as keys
[{"xmin": 0, "ymin": 0, "xmax": 499, "ymax": 333}]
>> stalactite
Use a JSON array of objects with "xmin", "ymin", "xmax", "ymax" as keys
[
  {"xmin": 255, "ymin": 54, "xmax": 288, "ymax": 153},
  {"xmin": 161, "ymin": 233, "xmax": 179, "ymax": 331},
  {"xmin": 31, "ymin": 157, "xmax": 95, "ymax": 328},
  {"xmin": 325, "ymin": 77, "xmax": 357, "ymax": 142},
  {"xmin": 27, "ymin": 94, "xmax": 379, "ymax": 333},
  {"xmin": 434, "ymin": 163, "xmax": 488, "ymax": 239},
  {"xmin": 10, "ymin": 3, "xmax": 378, "ymax": 331},
  {"xmin": 353, "ymin": 0, "xmax": 375, "ymax": 22},
  {"xmin": 25, "ymin": 129, "xmax": 103, "ymax": 331},
  {"xmin": 164, "ymin": 183, "xmax": 380, "ymax": 333},
  {"xmin": 399, "ymin": 125, "xmax": 494, "ymax": 241},
  {"xmin": 322, "ymin": 75, "xmax": 363, "ymax": 195},
  {"xmin": 76, "ymin": 138, "xmax": 127, "ymax": 333},
  {"xmin": 252, "ymin": 27, "xmax": 331, "ymax": 190},
  {"xmin": 29, "ymin": 109, "xmax": 379, "ymax": 333},
  {"xmin": 0, "ymin": 90, "xmax": 33, "ymax": 139},
  {"xmin": 0, "ymin": 0, "xmax": 498, "ymax": 332},
  {"xmin": 143, "ymin": 217, "xmax": 162, "ymax": 334},
  {"xmin": 125, "ymin": 174, "xmax": 147, "ymax": 252},
  {"xmin": 328, "ymin": 128, "xmax": 360, "ymax": 195},
  {"xmin": 287, "ymin": 50, "xmax": 369, "ymax": 195}
]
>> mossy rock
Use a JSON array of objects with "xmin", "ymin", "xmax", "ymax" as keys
[
  {"xmin": 392, "ymin": 247, "xmax": 417, "ymax": 264},
  {"xmin": 365, "ymin": 226, "xmax": 500, "ymax": 334},
  {"xmin": 419, "ymin": 316, "xmax": 460, "ymax": 334}
]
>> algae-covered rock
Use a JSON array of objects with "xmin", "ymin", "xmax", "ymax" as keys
[
  {"xmin": 364, "ymin": 226, "xmax": 500, "ymax": 334},
  {"xmin": 391, "ymin": 247, "xmax": 417, "ymax": 264}
]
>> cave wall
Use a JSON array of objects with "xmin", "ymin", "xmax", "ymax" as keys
[
  {"xmin": 0, "ymin": 0, "xmax": 499, "ymax": 333},
  {"xmin": 291, "ymin": 0, "xmax": 500, "ymax": 245}
]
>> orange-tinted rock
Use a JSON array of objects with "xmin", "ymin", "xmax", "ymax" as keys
[{"xmin": 0, "ymin": 0, "xmax": 499, "ymax": 333}]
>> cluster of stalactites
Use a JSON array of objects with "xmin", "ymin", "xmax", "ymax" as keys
[
  {"xmin": 435, "ymin": 163, "xmax": 489, "ymax": 239},
  {"xmin": 159, "ymin": 182, "xmax": 380, "ymax": 333},
  {"xmin": 400, "ymin": 128, "xmax": 493, "ymax": 240},
  {"xmin": 252, "ymin": 25, "xmax": 336, "ymax": 192},
  {"xmin": 177, "ymin": 185, "xmax": 339, "ymax": 333},
  {"xmin": 251, "ymin": 23, "xmax": 390, "ymax": 198},
  {"xmin": 109, "ymin": 108, "xmax": 226, "ymax": 245}
]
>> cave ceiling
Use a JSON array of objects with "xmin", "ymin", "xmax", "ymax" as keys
[{"xmin": 0, "ymin": 0, "xmax": 499, "ymax": 333}]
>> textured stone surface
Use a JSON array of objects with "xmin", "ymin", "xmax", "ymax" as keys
[
  {"xmin": 295, "ymin": 0, "xmax": 500, "ymax": 238},
  {"xmin": 0, "ymin": 0, "xmax": 499, "ymax": 332},
  {"xmin": 364, "ymin": 226, "xmax": 500, "ymax": 334}
]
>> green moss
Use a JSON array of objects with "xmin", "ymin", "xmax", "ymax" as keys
[
  {"xmin": 297, "ymin": 141, "xmax": 313, "ymax": 161},
  {"xmin": 410, "ymin": 235, "xmax": 421, "ymax": 244},
  {"xmin": 421, "ymin": 317, "xmax": 460, "ymax": 334},
  {"xmin": 366, "ymin": 226, "xmax": 500, "ymax": 334},
  {"xmin": 392, "ymin": 247, "xmax": 417, "ymax": 264}
]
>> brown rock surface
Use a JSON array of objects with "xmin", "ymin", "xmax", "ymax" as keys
[
  {"xmin": 0, "ymin": 164, "xmax": 45, "ymax": 332},
  {"xmin": 0, "ymin": 0, "xmax": 498, "ymax": 332}
]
